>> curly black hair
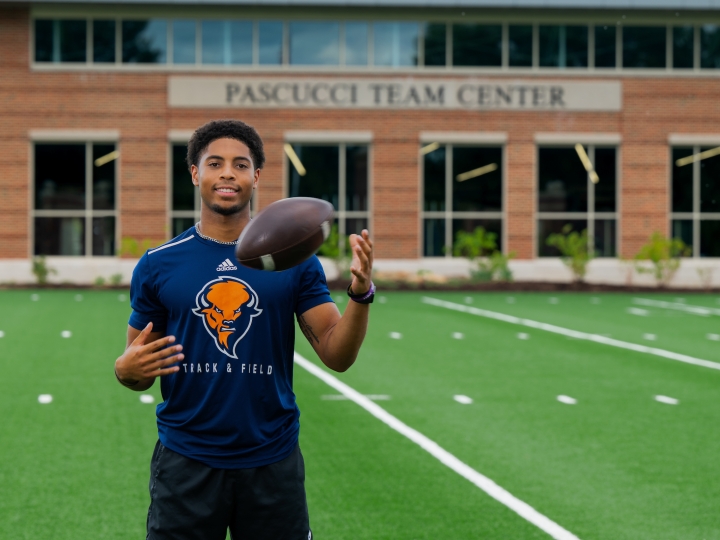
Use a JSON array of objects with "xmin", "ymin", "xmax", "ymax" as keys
[{"xmin": 186, "ymin": 119, "xmax": 266, "ymax": 171}]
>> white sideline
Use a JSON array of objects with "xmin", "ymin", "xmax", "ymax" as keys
[
  {"xmin": 422, "ymin": 297, "xmax": 720, "ymax": 371},
  {"xmin": 632, "ymin": 298, "xmax": 720, "ymax": 317},
  {"xmin": 294, "ymin": 352, "xmax": 580, "ymax": 540}
]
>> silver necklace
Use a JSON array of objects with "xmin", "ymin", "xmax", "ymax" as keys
[{"xmin": 194, "ymin": 222, "xmax": 239, "ymax": 246}]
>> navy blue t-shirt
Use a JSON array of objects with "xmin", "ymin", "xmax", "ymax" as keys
[{"xmin": 128, "ymin": 227, "xmax": 332, "ymax": 469}]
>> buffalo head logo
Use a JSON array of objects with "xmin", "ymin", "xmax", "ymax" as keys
[{"xmin": 192, "ymin": 277, "xmax": 262, "ymax": 359}]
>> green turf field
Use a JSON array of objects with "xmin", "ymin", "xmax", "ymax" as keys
[{"xmin": 1, "ymin": 289, "xmax": 719, "ymax": 539}]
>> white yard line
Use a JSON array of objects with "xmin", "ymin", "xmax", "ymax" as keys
[
  {"xmin": 294, "ymin": 352, "xmax": 580, "ymax": 540},
  {"xmin": 632, "ymin": 298, "xmax": 720, "ymax": 316},
  {"xmin": 422, "ymin": 297, "xmax": 720, "ymax": 372}
]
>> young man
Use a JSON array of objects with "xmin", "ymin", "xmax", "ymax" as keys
[{"xmin": 114, "ymin": 119, "xmax": 374, "ymax": 540}]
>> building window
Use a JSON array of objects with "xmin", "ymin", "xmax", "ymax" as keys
[
  {"xmin": 422, "ymin": 144, "xmax": 503, "ymax": 257},
  {"xmin": 673, "ymin": 26, "xmax": 694, "ymax": 68},
  {"xmin": 35, "ymin": 19, "xmax": 87, "ymax": 62},
  {"xmin": 286, "ymin": 144, "xmax": 369, "ymax": 246},
  {"xmin": 373, "ymin": 22, "xmax": 419, "ymax": 66},
  {"xmin": 594, "ymin": 25, "xmax": 616, "ymax": 67},
  {"xmin": 290, "ymin": 22, "xmax": 340, "ymax": 65},
  {"xmin": 32, "ymin": 17, "xmax": 720, "ymax": 72},
  {"xmin": 33, "ymin": 142, "xmax": 117, "ymax": 256},
  {"xmin": 539, "ymin": 25, "xmax": 588, "ymax": 68},
  {"xmin": 452, "ymin": 24, "xmax": 501, "ymax": 67},
  {"xmin": 537, "ymin": 146, "xmax": 618, "ymax": 257},
  {"xmin": 671, "ymin": 147, "xmax": 720, "ymax": 257},
  {"xmin": 201, "ymin": 21, "xmax": 252, "ymax": 65},
  {"xmin": 122, "ymin": 20, "xmax": 167, "ymax": 63},
  {"xmin": 701, "ymin": 25, "xmax": 720, "ymax": 69},
  {"xmin": 622, "ymin": 26, "xmax": 666, "ymax": 68},
  {"xmin": 508, "ymin": 25, "xmax": 533, "ymax": 67}
]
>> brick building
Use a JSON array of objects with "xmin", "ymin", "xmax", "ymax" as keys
[{"xmin": 1, "ymin": 0, "xmax": 719, "ymax": 284}]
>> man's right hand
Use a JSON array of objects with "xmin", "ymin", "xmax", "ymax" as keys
[{"xmin": 115, "ymin": 322, "xmax": 184, "ymax": 391}]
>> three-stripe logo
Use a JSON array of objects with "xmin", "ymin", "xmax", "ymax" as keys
[{"xmin": 216, "ymin": 258, "xmax": 238, "ymax": 271}]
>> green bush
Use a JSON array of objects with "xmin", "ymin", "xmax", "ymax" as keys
[
  {"xmin": 546, "ymin": 225, "xmax": 593, "ymax": 282},
  {"xmin": 453, "ymin": 227, "xmax": 514, "ymax": 282},
  {"xmin": 317, "ymin": 223, "xmax": 351, "ymax": 280},
  {"xmin": 634, "ymin": 232, "xmax": 690, "ymax": 287},
  {"xmin": 31, "ymin": 256, "xmax": 57, "ymax": 285}
]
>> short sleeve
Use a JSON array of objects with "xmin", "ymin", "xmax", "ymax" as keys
[
  {"xmin": 128, "ymin": 252, "xmax": 168, "ymax": 333},
  {"xmin": 295, "ymin": 256, "xmax": 333, "ymax": 316}
]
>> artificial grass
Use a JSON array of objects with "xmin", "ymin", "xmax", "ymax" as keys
[{"xmin": 1, "ymin": 290, "xmax": 719, "ymax": 539}]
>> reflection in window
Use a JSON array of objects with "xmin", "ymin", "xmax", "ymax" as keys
[
  {"xmin": 201, "ymin": 21, "xmax": 252, "ymax": 65},
  {"xmin": 623, "ymin": 26, "xmax": 666, "ymax": 68},
  {"xmin": 538, "ymin": 148, "xmax": 588, "ymax": 212},
  {"xmin": 422, "ymin": 144, "xmax": 504, "ymax": 256},
  {"xmin": 35, "ymin": 20, "xmax": 87, "ymax": 62},
  {"xmin": 93, "ymin": 216, "xmax": 116, "ymax": 256},
  {"xmin": 93, "ymin": 20, "xmax": 116, "ymax": 63},
  {"xmin": 92, "ymin": 144, "xmax": 116, "ymax": 210},
  {"xmin": 452, "ymin": 24, "xmax": 501, "ymax": 67},
  {"xmin": 33, "ymin": 143, "xmax": 117, "ymax": 256},
  {"xmin": 537, "ymin": 146, "xmax": 618, "ymax": 257},
  {"xmin": 700, "ymin": 222, "xmax": 720, "ymax": 257},
  {"xmin": 286, "ymin": 144, "xmax": 370, "ymax": 245},
  {"xmin": 173, "ymin": 20, "xmax": 196, "ymax": 64},
  {"xmin": 35, "ymin": 217, "xmax": 86, "ymax": 256},
  {"xmin": 259, "ymin": 21, "xmax": 283, "ymax": 65},
  {"xmin": 423, "ymin": 23, "xmax": 446, "ymax": 66},
  {"xmin": 700, "ymin": 148, "xmax": 720, "ymax": 213},
  {"xmin": 373, "ymin": 22, "xmax": 419, "ymax": 66},
  {"xmin": 170, "ymin": 144, "xmax": 196, "ymax": 236},
  {"xmin": 35, "ymin": 144, "xmax": 86, "ymax": 210},
  {"xmin": 290, "ymin": 22, "xmax": 340, "ymax": 65},
  {"xmin": 672, "ymin": 219, "xmax": 693, "ymax": 249},
  {"xmin": 122, "ymin": 20, "xmax": 167, "ymax": 63},
  {"xmin": 345, "ymin": 23, "xmax": 368, "ymax": 65},
  {"xmin": 509, "ymin": 25, "xmax": 532, "ymax": 67},
  {"xmin": 594, "ymin": 25, "xmax": 616, "ymax": 67},
  {"xmin": 453, "ymin": 147, "xmax": 502, "ymax": 212},
  {"xmin": 672, "ymin": 148, "xmax": 693, "ymax": 212},
  {"xmin": 673, "ymin": 26, "xmax": 694, "ymax": 68},
  {"xmin": 701, "ymin": 25, "xmax": 720, "ymax": 69},
  {"xmin": 539, "ymin": 25, "xmax": 588, "ymax": 67}
]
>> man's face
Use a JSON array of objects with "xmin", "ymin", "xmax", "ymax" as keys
[{"xmin": 191, "ymin": 138, "xmax": 260, "ymax": 216}]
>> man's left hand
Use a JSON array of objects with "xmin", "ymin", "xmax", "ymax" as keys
[{"xmin": 348, "ymin": 229, "xmax": 374, "ymax": 295}]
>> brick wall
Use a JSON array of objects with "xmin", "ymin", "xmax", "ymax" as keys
[{"xmin": 2, "ymin": 7, "xmax": 718, "ymax": 260}]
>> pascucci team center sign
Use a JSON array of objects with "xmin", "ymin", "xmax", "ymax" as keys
[{"xmin": 169, "ymin": 77, "xmax": 622, "ymax": 111}]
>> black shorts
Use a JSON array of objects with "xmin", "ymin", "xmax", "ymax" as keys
[{"xmin": 146, "ymin": 441, "xmax": 312, "ymax": 540}]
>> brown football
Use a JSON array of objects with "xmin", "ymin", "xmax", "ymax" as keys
[{"xmin": 235, "ymin": 197, "xmax": 334, "ymax": 271}]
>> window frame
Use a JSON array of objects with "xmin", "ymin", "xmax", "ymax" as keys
[
  {"xmin": 419, "ymin": 134, "xmax": 507, "ymax": 258},
  {"xmin": 535, "ymin": 141, "xmax": 620, "ymax": 258},
  {"xmin": 29, "ymin": 13, "xmax": 720, "ymax": 76},
  {"xmin": 283, "ymin": 133, "xmax": 373, "ymax": 252},
  {"xmin": 30, "ymin": 133, "xmax": 120, "ymax": 258},
  {"xmin": 669, "ymin": 143, "xmax": 720, "ymax": 258}
]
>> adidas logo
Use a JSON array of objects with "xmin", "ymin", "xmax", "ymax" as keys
[{"xmin": 216, "ymin": 258, "xmax": 238, "ymax": 271}]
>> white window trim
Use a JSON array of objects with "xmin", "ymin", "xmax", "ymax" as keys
[
  {"xmin": 420, "ymin": 131, "xmax": 507, "ymax": 145},
  {"xmin": 419, "ymin": 139, "xmax": 507, "ymax": 258},
  {"xmin": 284, "ymin": 131, "xmax": 373, "ymax": 144},
  {"xmin": 31, "ymin": 139, "xmax": 120, "ymax": 258},
  {"xmin": 534, "ymin": 132, "xmax": 621, "ymax": 145},
  {"xmin": 535, "ymin": 143, "xmax": 620, "ymax": 258}
]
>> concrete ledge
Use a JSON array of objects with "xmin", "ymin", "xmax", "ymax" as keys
[{"xmin": 2, "ymin": 257, "xmax": 719, "ymax": 288}]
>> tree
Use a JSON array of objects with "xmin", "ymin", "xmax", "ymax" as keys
[
  {"xmin": 546, "ymin": 225, "xmax": 592, "ymax": 282},
  {"xmin": 634, "ymin": 232, "xmax": 690, "ymax": 287}
]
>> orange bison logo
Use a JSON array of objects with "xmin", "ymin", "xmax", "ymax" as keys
[{"xmin": 192, "ymin": 277, "xmax": 262, "ymax": 359}]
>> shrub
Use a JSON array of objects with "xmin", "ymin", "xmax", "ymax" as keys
[
  {"xmin": 634, "ymin": 232, "xmax": 690, "ymax": 287},
  {"xmin": 546, "ymin": 225, "xmax": 593, "ymax": 282},
  {"xmin": 453, "ymin": 227, "xmax": 515, "ymax": 282},
  {"xmin": 31, "ymin": 256, "xmax": 57, "ymax": 285}
]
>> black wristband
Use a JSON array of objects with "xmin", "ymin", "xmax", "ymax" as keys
[{"xmin": 347, "ymin": 282, "xmax": 376, "ymax": 304}]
